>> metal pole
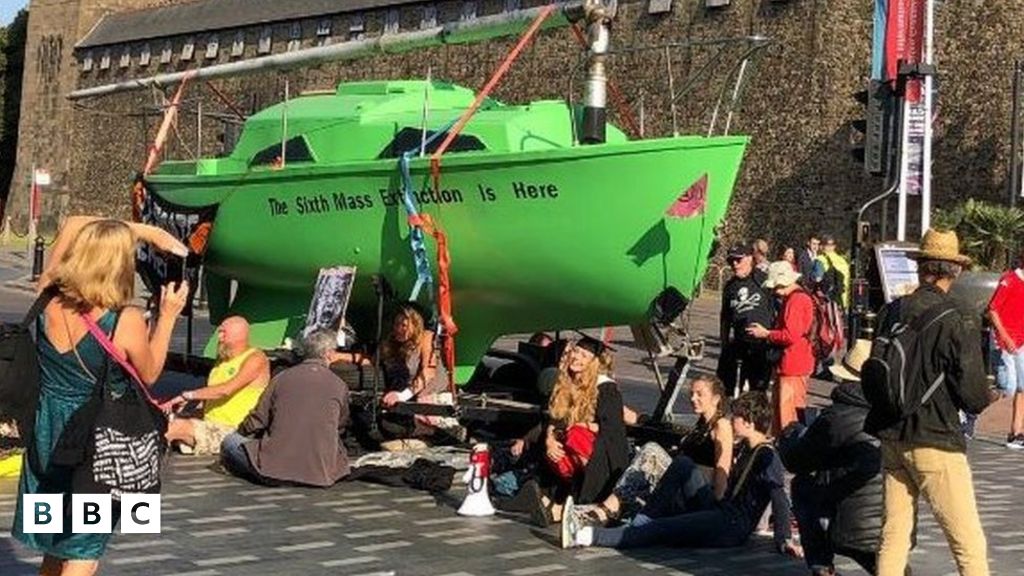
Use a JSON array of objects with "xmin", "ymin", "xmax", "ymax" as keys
[
  {"xmin": 665, "ymin": 46, "xmax": 678, "ymax": 137},
  {"xmin": 1011, "ymin": 60, "xmax": 1022, "ymax": 208},
  {"xmin": 920, "ymin": 0, "xmax": 935, "ymax": 232},
  {"xmin": 27, "ymin": 164, "xmax": 35, "ymax": 260},
  {"xmin": 723, "ymin": 58, "xmax": 750, "ymax": 136},
  {"xmin": 68, "ymin": 3, "xmax": 581, "ymax": 100},
  {"xmin": 281, "ymin": 80, "xmax": 289, "ymax": 168},
  {"xmin": 196, "ymin": 100, "xmax": 203, "ymax": 159},
  {"xmin": 420, "ymin": 67, "xmax": 432, "ymax": 157},
  {"xmin": 896, "ymin": 93, "xmax": 910, "ymax": 242}
]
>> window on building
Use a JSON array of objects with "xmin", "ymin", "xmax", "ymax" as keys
[
  {"xmin": 182, "ymin": 37, "xmax": 195, "ymax": 61},
  {"xmin": 231, "ymin": 31, "xmax": 245, "ymax": 57},
  {"xmin": 99, "ymin": 50, "xmax": 111, "ymax": 70},
  {"xmin": 288, "ymin": 22, "xmax": 302, "ymax": 51},
  {"xmin": 349, "ymin": 14, "xmax": 365, "ymax": 40},
  {"xmin": 119, "ymin": 48, "xmax": 130, "ymax": 68},
  {"xmin": 385, "ymin": 9, "xmax": 400, "ymax": 33},
  {"xmin": 316, "ymin": 19, "xmax": 332, "ymax": 46},
  {"xmin": 421, "ymin": 5, "xmax": 437, "ymax": 28},
  {"xmin": 462, "ymin": 1, "xmax": 477, "ymax": 21},
  {"xmin": 258, "ymin": 27, "xmax": 272, "ymax": 54},
  {"xmin": 205, "ymin": 36, "xmax": 219, "ymax": 59},
  {"xmin": 160, "ymin": 41, "xmax": 173, "ymax": 64},
  {"xmin": 139, "ymin": 43, "xmax": 151, "ymax": 66},
  {"xmin": 249, "ymin": 137, "xmax": 315, "ymax": 168},
  {"xmin": 82, "ymin": 51, "xmax": 94, "ymax": 72}
]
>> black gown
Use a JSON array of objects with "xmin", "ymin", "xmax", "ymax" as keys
[{"xmin": 573, "ymin": 380, "xmax": 630, "ymax": 503}]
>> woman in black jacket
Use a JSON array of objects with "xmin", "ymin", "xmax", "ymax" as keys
[{"xmin": 778, "ymin": 339, "xmax": 886, "ymax": 576}]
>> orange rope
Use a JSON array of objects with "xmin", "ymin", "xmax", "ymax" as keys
[
  {"xmin": 570, "ymin": 23, "xmax": 641, "ymax": 139},
  {"xmin": 425, "ymin": 4, "xmax": 556, "ymax": 390},
  {"xmin": 135, "ymin": 71, "xmax": 196, "ymax": 221}
]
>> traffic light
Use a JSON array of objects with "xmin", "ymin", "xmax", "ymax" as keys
[{"xmin": 851, "ymin": 80, "xmax": 893, "ymax": 176}]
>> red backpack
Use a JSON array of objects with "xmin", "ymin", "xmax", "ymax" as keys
[{"xmin": 808, "ymin": 290, "xmax": 845, "ymax": 362}]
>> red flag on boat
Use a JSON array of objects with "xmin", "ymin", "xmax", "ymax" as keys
[{"xmin": 666, "ymin": 173, "xmax": 708, "ymax": 219}]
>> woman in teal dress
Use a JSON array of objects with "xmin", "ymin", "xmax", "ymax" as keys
[{"xmin": 12, "ymin": 217, "xmax": 189, "ymax": 576}]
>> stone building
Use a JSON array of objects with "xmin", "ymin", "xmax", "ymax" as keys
[{"xmin": 6, "ymin": 0, "xmax": 1023, "ymax": 253}]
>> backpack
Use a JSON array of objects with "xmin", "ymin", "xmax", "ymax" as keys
[
  {"xmin": 861, "ymin": 299, "xmax": 959, "ymax": 424},
  {"xmin": 808, "ymin": 290, "xmax": 845, "ymax": 362},
  {"xmin": 0, "ymin": 289, "xmax": 55, "ymax": 448}
]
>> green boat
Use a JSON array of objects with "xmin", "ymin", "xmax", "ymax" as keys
[{"xmin": 144, "ymin": 79, "xmax": 748, "ymax": 382}]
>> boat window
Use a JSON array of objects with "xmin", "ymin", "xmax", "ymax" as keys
[
  {"xmin": 249, "ymin": 137, "xmax": 315, "ymax": 167},
  {"xmin": 377, "ymin": 127, "xmax": 486, "ymax": 159}
]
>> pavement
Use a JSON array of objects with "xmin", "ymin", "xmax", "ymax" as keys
[{"xmin": 1, "ymin": 248, "xmax": 1023, "ymax": 575}]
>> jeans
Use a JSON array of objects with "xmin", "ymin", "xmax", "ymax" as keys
[
  {"xmin": 996, "ymin": 348, "xmax": 1024, "ymax": 395},
  {"xmin": 591, "ymin": 455, "xmax": 746, "ymax": 549},
  {"xmin": 220, "ymin": 432, "xmax": 272, "ymax": 485},
  {"xmin": 877, "ymin": 441, "xmax": 988, "ymax": 576},
  {"xmin": 791, "ymin": 475, "xmax": 877, "ymax": 575}
]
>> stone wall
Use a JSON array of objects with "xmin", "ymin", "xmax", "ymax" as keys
[{"xmin": 10, "ymin": 0, "xmax": 1024, "ymax": 258}]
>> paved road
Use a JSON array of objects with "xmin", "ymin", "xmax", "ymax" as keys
[{"xmin": 1, "ymin": 259, "xmax": 1023, "ymax": 575}]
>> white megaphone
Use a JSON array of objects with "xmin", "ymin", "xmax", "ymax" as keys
[{"xmin": 457, "ymin": 443, "xmax": 495, "ymax": 517}]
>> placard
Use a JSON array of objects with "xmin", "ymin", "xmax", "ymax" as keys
[
  {"xmin": 876, "ymin": 242, "xmax": 919, "ymax": 303},
  {"xmin": 303, "ymin": 266, "xmax": 357, "ymax": 339}
]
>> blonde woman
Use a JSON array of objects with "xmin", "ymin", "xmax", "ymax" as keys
[
  {"xmin": 13, "ymin": 217, "xmax": 188, "ymax": 576},
  {"xmin": 545, "ymin": 338, "xmax": 628, "ymax": 501}
]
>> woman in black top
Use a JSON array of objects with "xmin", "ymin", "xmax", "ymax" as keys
[
  {"xmin": 564, "ymin": 392, "xmax": 801, "ymax": 557},
  {"xmin": 573, "ymin": 374, "xmax": 733, "ymax": 524}
]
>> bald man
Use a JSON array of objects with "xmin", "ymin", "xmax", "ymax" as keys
[{"xmin": 166, "ymin": 317, "xmax": 271, "ymax": 454}]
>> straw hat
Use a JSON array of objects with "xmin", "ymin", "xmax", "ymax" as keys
[
  {"xmin": 763, "ymin": 260, "xmax": 802, "ymax": 289},
  {"xmin": 912, "ymin": 228, "xmax": 972, "ymax": 267},
  {"xmin": 829, "ymin": 339, "xmax": 872, "ymax": 382}
]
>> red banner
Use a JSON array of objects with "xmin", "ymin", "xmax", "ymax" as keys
[{"xmin": 884, "ymin": 0, "xmax": 925, "ymax": 100}]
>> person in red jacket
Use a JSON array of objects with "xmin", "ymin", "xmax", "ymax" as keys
[{"xmin": 747, "ymin": 260, "xmax": 815, "ymax": 434}]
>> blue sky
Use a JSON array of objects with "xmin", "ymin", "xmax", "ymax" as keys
[{"xmin": 1, "ymin": 0, "xmax": 28, "ymax": 27}]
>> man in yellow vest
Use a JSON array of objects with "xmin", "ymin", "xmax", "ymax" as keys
[
  {"xmin": 813, "ymin": 235, "xmax": 852, "ymax": 309},
  {"xmin": 165, "ymin": 316, "xmax": 271, "ymax": 454}
]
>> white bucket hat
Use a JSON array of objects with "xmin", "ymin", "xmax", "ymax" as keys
[{"xmin": 763, "ymin": 260, "xmax": 802, "ymax": 289}]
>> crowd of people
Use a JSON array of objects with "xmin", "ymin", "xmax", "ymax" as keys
[{"xmin": 6, "ymin": 216, "xmax": 1006, "ymax": 576}]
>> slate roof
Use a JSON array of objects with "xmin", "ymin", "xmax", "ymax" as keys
[{"xmin": 76, "ymin": 0, "xmax": 427, "ymax": 49}]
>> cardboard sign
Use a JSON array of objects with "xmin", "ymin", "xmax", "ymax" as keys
[{"xmin": 303, "ymin": 267, "xmax": 357, "ymax": 340}]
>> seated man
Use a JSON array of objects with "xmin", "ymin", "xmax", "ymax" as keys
[
  {"xmin": 778, "ymin": 339, "xmax": 885, "ymax": 576},
  {"xmin": 165, "ymin": 316, "xmax": 270, "ymax": 454},
  {"xmin": 562, "ymin": 391, "xmax": 802, "ymax": 557},
  {"xmin": 220, "ymin": 329, "xmax": 351, "ymax": 487}
]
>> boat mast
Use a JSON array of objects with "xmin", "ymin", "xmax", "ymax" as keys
[
  {"xmin": 579, "ymin": 0, "xmax": 613, "ymax": 144},
  {"xmin": 68, "ymin": 2, "xmax": 590, "ymax": 101}
]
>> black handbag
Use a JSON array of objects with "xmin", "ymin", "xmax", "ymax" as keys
[{"xmin": 69, "ymin": 312, "xmax": 167, "ymax": 499}]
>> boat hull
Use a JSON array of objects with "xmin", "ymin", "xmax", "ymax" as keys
[{"xmin": 147, "ymin": 135, "xmax": 747, "ymax": 381}]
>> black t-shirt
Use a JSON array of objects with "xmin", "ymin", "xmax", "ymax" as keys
[{"xmin": 721, "ymin": 269, "xmax": 774, "ymax": 344}]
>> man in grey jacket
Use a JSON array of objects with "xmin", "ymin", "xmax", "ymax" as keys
[{"xmin": 220, "ymin": 329, "xmax": 351, "ymax": 487}]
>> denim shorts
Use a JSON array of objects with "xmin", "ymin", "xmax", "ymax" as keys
[{"xmin": 996, "ymin": 347, "xmax": 1024, "ymax": 394}]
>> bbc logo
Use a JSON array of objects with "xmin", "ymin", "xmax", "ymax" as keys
[{"xmin": 23, "ymin": 494, "xmax": 161, "ymax": 534}]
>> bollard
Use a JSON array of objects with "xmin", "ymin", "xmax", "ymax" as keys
[{"xmin": 31, "ymin": 235, "xmax": 45, "ymax": 282}]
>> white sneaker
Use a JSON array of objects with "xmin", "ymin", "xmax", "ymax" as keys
[
  {"xmin": 561, "ymin": 496, "xmax": 578, "ymax": 549},
  {"xmin": 1007, "ymin": 434, "xmax": 1024, "ymax": 450}
]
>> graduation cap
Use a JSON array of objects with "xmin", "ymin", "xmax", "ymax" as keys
[{"xmin": 573, "ymin": 331, "xmax": 616, "ymax": 356}]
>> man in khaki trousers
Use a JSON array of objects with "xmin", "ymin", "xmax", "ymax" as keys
[{"xmin": 865, "ymin": 229, "xmax": 994, "ymax": 576}]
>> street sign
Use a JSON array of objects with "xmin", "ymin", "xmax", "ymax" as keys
[{"xmin": 33, "ymin": 169, "xmax": 51, "ymax": 187}]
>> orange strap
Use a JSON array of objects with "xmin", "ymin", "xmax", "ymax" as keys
[
  {"xmin": 135, "ymin": 71, "xmax": 195, "ymax": 221},
  {"xmin": 415, "ymin": 214, "xmax": 458, "ymax": 392},
  {"xmin": 430, "ymin": 4, "xmax": 556, "ymax": 178}
]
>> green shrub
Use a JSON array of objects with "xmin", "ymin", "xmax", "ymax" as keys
[{"xmin": 933, "ymin": 199, "xmax": 1024, "ymax": 270}]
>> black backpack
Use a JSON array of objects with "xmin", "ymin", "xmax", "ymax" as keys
[
  {"xmin": 861, "ymin": 299, "xmax": 958, "ymax": 424},
  {"xmin": 0, "ymin": 289, "xmax": 56, "ymax": 454}
]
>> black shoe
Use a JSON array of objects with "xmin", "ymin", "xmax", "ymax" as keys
[{"xmin": 504, "ymin": 479, "xmax": 553, "ymax": 527}]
